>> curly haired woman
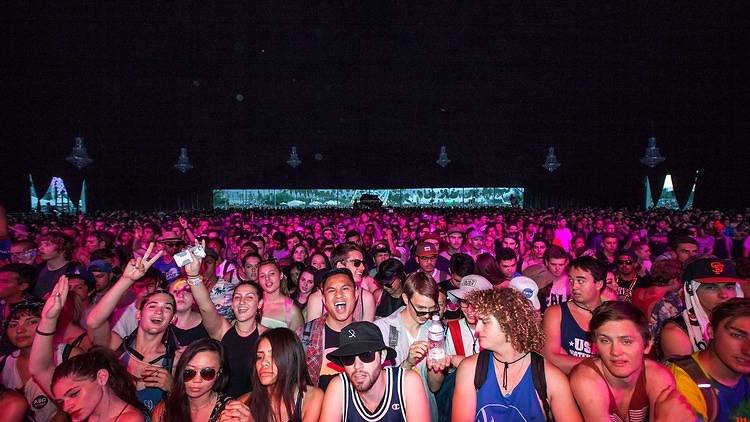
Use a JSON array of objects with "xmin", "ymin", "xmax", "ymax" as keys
[{"xmin": 451, "ymin": 288, "xmax": 582, "ymax": 422}]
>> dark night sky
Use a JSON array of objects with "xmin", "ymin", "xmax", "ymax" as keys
[{"xmin": 2, "ymin": 2, "xmax": 748, "ymax": 211}]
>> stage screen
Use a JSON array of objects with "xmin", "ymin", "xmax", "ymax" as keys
[{"xmin": 213, "ymin": 187, "xmax": 524, "ymax": 209}]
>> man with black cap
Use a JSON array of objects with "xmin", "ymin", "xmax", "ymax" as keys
[
  {"xmin": 320, "ymin": 321, "xmax": 430, "ymax": 421},
  {"xmin": 373, "ymin": 258, "xmax": 406, "ymax": 318},
  {"xmin": 660, "ymin": 257, "xmax": 743, "ymax": 359},
  {"xmin": 368, "ymin": 241, "xmax": 392, "ymax": 278},
  {"xmin": 298, "ymin": 268, "xmax": 359, "ymax": 390}
]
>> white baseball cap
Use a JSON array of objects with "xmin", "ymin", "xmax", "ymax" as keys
[
  {"xmin": 509, "ymin": 276, "xmax": 541, "ymax": 310},
  {"xmin": 449, "ymin": 274, "xmax": 493, "ymax": 300}
]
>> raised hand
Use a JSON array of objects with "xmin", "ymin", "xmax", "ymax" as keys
[
  {"xmin": 184, "ymin": 239, "xmax": 206, "ymax": 277},
  {"xmin": 122, "ymin": 242, "xmax": 163, "ymax": 281},
  {"xmin": 179, "ymin": 216, "xmax": 189, "ymax": 229},
  {"xmin": 43, "ymin": 276, "xmax": 70, "ymax": 320}
]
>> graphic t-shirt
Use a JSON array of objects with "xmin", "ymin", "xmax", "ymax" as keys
[{"xmin": 153, "ymin": 257, "xmax": 182, "ymax": 284}]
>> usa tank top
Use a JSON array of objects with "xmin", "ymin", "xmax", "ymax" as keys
[
  {"xmin": 222, "ymin": 325, "xmax": 259, "ymax": 397},
  {"xmin": 580, "ymin": 359, "xmax": 649, "ymax": 422},
  {"xmin": 341, "ymin": 366, "xmax": 407, "ymax": 422},
  {"xmin": 560, "ymin": 302, "xmax": 594, "ymax": 358},
  {"xmin": 475, "ymin": 358, "xmax": 546, "ymax": 422}
]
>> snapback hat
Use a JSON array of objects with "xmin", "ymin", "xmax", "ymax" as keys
[
  {"xmin": 683, "ymin": 257, "xmax": 741, "ymax": 283},
  {"xmin": 449, "ymin": 274, "xmax": 493, "ymax": 300},
  {"xmin": 65, "ymin": 268, "xmax": 96, "ymax": 291},
  {"xmin": 415, "ymin": 241, "xmax": 439, "ymax": 257}
]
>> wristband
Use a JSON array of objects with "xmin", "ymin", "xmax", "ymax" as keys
[
  {"xmin": 35, "ymin": 328, "xmax": 56, "ymax": 336},
  {"xmin": 187, "ymin": 275, "xmax": 203, "ymax": 286}
]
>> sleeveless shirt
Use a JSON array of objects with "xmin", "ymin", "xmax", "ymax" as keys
[
  {"xmin": 222, "ymin": 325, "xmax": 259, "ymax": 397},
  {"xmin": 475, "ymin": 358, "xmax": 546, "ymax": 422},
  {"xmin": 560, "ymin": 302, "xmax": 594, "ymax": 358},
  {"xmin": 341, "ymin": 366, "xmax": 407, "ymax": 422},
  {"xmin": 580, "ymin": 359, "xmax": 649, "ymax": 422}
]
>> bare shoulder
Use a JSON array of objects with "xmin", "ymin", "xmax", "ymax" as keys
[
  {"xmin": 645, "ymin": 359, "xmax": 676, "ymax": 393},
  {"xmin": 456, "ymin": 353, "xmax": 479, "ymax": 375},
  {"xmin": 305, "ymin": 385, "xmax": 325, "ymax": 402},
  {"xmin": 543, "ymin": 304, "xmax": 562, "ymax": 321},
  {"xmin": 543, "ymin": 359, "xmax": 568, "ymax": 383},
  {"xmin": 568, "ymin": 359, "xmax": 602, "ymax": 386}
]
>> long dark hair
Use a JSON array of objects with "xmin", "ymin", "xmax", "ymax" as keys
[
  {"xmin": 164, "ymin": 338, "xmax": 229, "ymax": 421},
  {"xmin": 51, "ymin": 347, "xmax": 146, "ymax": 414},
  {"xmin": 248, "ymin": 328, "xmax": 311, "ymax": 422}
]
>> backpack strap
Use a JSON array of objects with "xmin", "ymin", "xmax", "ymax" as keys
[
  {"xmin": 388, "ymin": 325, "xmax": 399, "ymax": 349},
  {"xmin": 473, "ymin": 349, "xmax": 492, "ymax": 390},
  {"xmin": 531, "ymin": 352, "xmax": 553, "ymax": 422},
  {"xmin": 670, "ymin": 356, "xmax": 719, "ymax": 422},
  {"xmin": 447, "ymin": 320, "xmax": 465, "ymax": 357}
]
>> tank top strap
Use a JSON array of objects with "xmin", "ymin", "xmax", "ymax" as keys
[
  {"xmin": 579, "ymin": 359, "xmax": 619, "ymax": 416},
  {"xmin": 630, "ymin": 365, "xmax": 650, "ymax": 411}
]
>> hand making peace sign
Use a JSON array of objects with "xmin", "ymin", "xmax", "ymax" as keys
[{"xmin": 122, "ymin": 242, "xmax": 163, "ymax": 281}]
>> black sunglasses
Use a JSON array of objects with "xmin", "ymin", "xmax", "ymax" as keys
[
  {"xmin": 183, "ymin": 367, "xmax": 218, "ymax": 382},
  {"xmin": 617, "ymin": 260, "xmax": 634, "ymax": 265},
  {"xmin": 409, "ymin": 301, "xmax": 439, "ymax": 318},
  {"xmin": 340, "ymin": 351, "xmax": 378, "ymax": 366},
  {"xmin": 345, "ymin": 258, "xmax": 365, "ymax": 268}
]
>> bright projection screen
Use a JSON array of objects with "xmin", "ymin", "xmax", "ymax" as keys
[{"xmin": 213, "ymin": 187, "xmax": 524, "ymax": 209}]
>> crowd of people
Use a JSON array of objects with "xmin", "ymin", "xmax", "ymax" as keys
[{"xmin": 1, "ymin": 203, "xmax": 750, "ymax": 421}]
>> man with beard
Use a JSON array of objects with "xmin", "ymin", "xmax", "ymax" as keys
[
  {"xmin": 320, "ymin": 321, "xmax": 429, "ymax": 421},
  {"xmin": 298, "ymin": 268, "xmax": 359, "ymax": 390}
]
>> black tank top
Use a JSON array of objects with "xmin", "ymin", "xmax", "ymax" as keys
[
  {"xmin": 222, "ymin": 325, "xmax": 260, "ymax": 397},
  {"xmin": 172, "ymin": 323, "xmax": 210, "ymax": 347},
  {"xmin": 342, "ymin": 366, "xmax": 407, "ymax": 421}
]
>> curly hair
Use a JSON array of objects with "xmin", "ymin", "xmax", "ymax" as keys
[{"xmin": 466, "ymin": 288, "xmax": 544, "ymax": 353}]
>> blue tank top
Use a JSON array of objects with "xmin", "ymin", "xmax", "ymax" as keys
[
  {"xmin": 560, "ymin": 302, "xmax": 594, "ymax": 358},
  {"xmin": 342, "ymin": 366, "xmax": 407, "ymax": 422},
  {"xmin": 475, "ymin": 358, "xmax": 546, "ymax": 422}
]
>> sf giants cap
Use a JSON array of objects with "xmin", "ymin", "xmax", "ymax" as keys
[{"xmin": 682, "ymin": 257, "xmax": 741, "ymax": 283}]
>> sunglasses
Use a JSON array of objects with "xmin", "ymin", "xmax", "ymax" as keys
[
  {"xmin": 344, "ymin": 259, "xmax": 365, "ymax": 268},
  {"xmin": 417, "ymin": 255, "xmax": 438, "ymax": 262},
  {"xmin": 616, "ymin": 260, "xmax": 634, "ymax": 265},
  {"xmin": 340, "ymin": 351, "xmax": 378, "ymax": 366},
  {"xmin": 183, "ymin": 367, "xmax": 219, "ymax": 382},
  {"xmin": 409, "ymin": 301, "xmax": 439, "ymax": 318}
]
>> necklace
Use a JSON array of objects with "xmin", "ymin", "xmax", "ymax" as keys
[
  {"xmin": 492, "ymin": 351, "xmax": 529, "ymax": 390},
  {"xmin": 570, "ymin": 300, "xmax": 595, "ymax": 315},
  {"xmin": 465, "ymin": 320, "xmax": 478, "ymax": 353}
]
